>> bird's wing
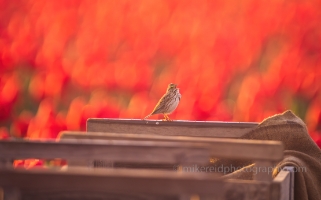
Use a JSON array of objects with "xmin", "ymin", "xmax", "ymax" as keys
[{"xmin": 150, "ymin": 92, "xmax": 171, "ymax": 115}]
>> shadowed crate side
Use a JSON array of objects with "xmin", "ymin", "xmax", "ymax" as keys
[{"xmin": 86, "ymin": 118, "xmax": 259, "ymax": 138}]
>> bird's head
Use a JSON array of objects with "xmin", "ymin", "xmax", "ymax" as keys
[{"xmin": 167, "ymin": 83, "xmax": 178, "ymax": 92}]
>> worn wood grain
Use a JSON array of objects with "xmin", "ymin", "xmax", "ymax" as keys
[
  {"xmin": 59, "ymin": 131, "xmax": 284, "ymax": 162},
  {"xmin": 87, "ymin": 118, "xmax": 258, "ymax": 138},
  {"xmin": 272, "ymin": 167, "xmax": 294, "ymax": 200},
  {"xmin": 253, "ymin": 161, "xmax": 274, "ymax": 182},
  {"xmin": 282, "ymin": 167, "xmax": 294, "ymax": 200},
  {"xmin": 224, "ymin": 179, "xmax": 271, "ymax": 200},
  {"xmin": 0, "ymin": 140, "xmax": 210, "ymax": 164},
  {"xmin": 0, "ymin": 168, "xmax": 274, "ymax": 200}
]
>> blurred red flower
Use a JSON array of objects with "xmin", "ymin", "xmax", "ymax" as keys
[{"xmin": 0, "ymin": 0, "xmax": 320, "ymax": 144}]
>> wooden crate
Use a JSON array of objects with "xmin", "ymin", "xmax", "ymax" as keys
[
  {"xmin": 0, "ymin": 119, "xmax": 294, "ymax": 200},
  {"xmin": 0, "ymin": 139, "xmax": 292, "ymax": 200}
]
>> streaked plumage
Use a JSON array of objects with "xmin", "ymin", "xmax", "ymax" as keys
[{"xmin": 144, "ymin": 83, "xmax": 181, "ymax": 121}]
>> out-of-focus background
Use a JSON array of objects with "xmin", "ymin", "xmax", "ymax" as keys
[{"xmin": 0, "ymin": 0, "xmax": 321, "ymax": 143}]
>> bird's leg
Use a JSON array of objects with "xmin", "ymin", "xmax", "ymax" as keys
[
  {"xmin": 164, "ymin": 114, "xmax": 172, "ymax": 121},
  {"xmin": 162, "ymin": 114, "xmax": 169, "ymax": 121}
]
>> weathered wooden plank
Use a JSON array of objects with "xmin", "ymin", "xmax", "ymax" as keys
[
  {"xmin": 282, "ymin": 167, "xmax": 294, "ymax": 200},
  {"xmin": 0, "ymin": 168, "xmax": 273, "ymax": 200},
  {"xmin": 0, "ymin": 140, "xmax": 209, "ymax": 164},
  {"xmin": 271, "ymin": 168, "xmax": 292, "ymax": 200},
  {"xmin": 59, "ymin": 131, "xmax": 284, "ymax": 162},
  {"xmin": 87, "ymin": 118, "xmax": 258, "ymax": 138}
]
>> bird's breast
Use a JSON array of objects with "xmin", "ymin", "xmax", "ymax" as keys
[{"xmin": 165, "ymin": 93, "xmax": 180, "ymax": 114}]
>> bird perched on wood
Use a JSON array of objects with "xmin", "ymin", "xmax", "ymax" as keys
[{"xmin": 144, "ymin": 83, "xmax": 181, "ymax": 121}]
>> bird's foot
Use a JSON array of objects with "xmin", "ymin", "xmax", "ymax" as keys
[
  {"xmin": 163, "ymin": 115, "xmax": 173, "ymax": 121},
  {"xmin": 162, "ymin": 117, "xmax": 170, "ymax": 121}
]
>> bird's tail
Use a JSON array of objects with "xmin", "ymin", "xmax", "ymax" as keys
[{"xmin": 143, "ymin": 114, "xmax": 152, "ymax": 120}]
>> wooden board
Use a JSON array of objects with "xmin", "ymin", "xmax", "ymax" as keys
[
  {"xmin": 0, "ymin": 140, "xmax": 210, "ymax": 164},
  {"xmin": 87, "ymin": 118, "xmax": 258, "ymax": 138},
  {"xmin": 59, "ymin": 131, "xmax": 284, "ymax": 162},
  {"xmin": 0, "ymin": 168, "xmax": 274, "ymax": 200},
  {"xmin": 272, "ymin": 167, "xmax": 294, "ymax": 200}
]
